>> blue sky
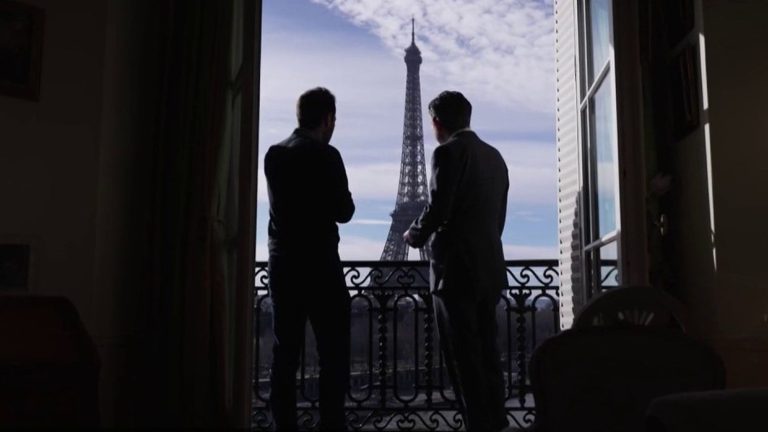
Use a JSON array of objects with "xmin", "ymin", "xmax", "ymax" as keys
[{"xmin": 256, "ymin": 0, "xmax": 557, "ymax": 260}]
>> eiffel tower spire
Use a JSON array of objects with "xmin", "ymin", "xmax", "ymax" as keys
[{"xmin": 379, "ymin": 20, "xmax": 431, "ymax": 261}]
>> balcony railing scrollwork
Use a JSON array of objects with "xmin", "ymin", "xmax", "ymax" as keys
[{"xmin": 252, "ymin": 260, "xmax": 561, "ymax": 431}]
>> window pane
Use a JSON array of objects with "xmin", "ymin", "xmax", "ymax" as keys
[
  {"xmin": 598, "ymin": 241, "xmax": 619, "ymax": 289},
  {"xmin": 588, "ymin": 0, "xmax": 611, "ymax": 84},
  {"xmin": 585, "ymin": 242, "xmax": 618, "ymax": 299},
  {"xmin": 578, "ymin": 0, "xmax": 588, "ymax": 98},
  {"xmin": 591, "ymin": 80, "xmax": 617, "ymax": 237}
]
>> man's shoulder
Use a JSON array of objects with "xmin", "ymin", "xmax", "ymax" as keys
[
  {"xmin": 264, "ymin": 142, "xmax": 286, "ymax": 161},
  {"xmin": 469, "ymin": 134, "xmax": 503, "ymax": 158},
  {"xmin": 266, "ymin": 137, "xmax": 343, "ymax": 166},
  {"xmin": 461, "ymin": 131, "xmax": 491, "ymax": 148},
  {"xmin": 267, "ymin": 135, "xmax": 294, "ymax": 152},
  {"xmin": 266, "ymin": 134, "xmax": 312, "ymax": 155},
  {"xmin": 445, "ymin": 130, "xmax": 486, "ymax": 151},
  {"xmin": 432, "ymin": 141, "xmax": 455, "ymax": 161},
  {"xmin": 325, "ymin": 144, "xmax": 342, "ymax": 158},
  {"xmin": 461, "ymin": 133, "xmax": 507, "ymax": 171},
  {"xmin": 446, "ymin": 131, "xmax": 496, "ymax": 153},
  {"xmin": 264, "ymin": 135, "xmax": 298, "ymax": 169}
]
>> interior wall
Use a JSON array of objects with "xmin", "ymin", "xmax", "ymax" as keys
[
  {"xmin": 94, "ymin": 0, "xmax": 165, "ymax": 424},
  {"xmin": 700, "ymin": 0, "xmax": 768, "ymax": 387},
  {"xmin": 671, "ymin": 125, "xmax": 719, "ymax": 336},
  {"xmin": 660, "ymin": 0, "xmax": 720, "ymax": 343},
  {"xmin": 0, "ymin": 0, "xmax": 164, "ymax": 424},
  {"xmin": 0, "ymin": 0, "xmax": 106, "ymax": 324}
]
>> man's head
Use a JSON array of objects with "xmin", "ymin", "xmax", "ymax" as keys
[
  {"xmin": 428, "ymin": 91, "xmax": 472, "ymax": 144},
  {"xmin": 297, "ymin": 87, "xmax": 336, "ymax": 143}
]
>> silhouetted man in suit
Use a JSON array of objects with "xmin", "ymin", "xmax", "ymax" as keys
[
  {"xmin": 404, "ymin": 91, "xmax": 510, "ymax": 432},
  {"xmin": 265, "ymin": 87, "xmax": 355, "ymax": 431}
]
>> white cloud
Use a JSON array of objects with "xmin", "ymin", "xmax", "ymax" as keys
[
  {"xmin": 511, "ymin": 210, "xmax": 545, "ymax": 223},
  {"xmin": 349, "ymin": 218, "xmax": 392, "ymax": 225},
  {"xmin": 309, "ymin": 0, "xmax": 555, "ymax": 112},
  {"xmin": 256, "ymin": 20, "xmax": 557, "ymax": 206},
  {"xmin": 508, "ymin": 165, "xmax": 556, "ymax": 206},
  {"xmin": 256, "ymin": 235, "xmax": 390, "ymax": 261},
  {"xmin": 346, "ymin": 162, "xmax": 401, "ymax": 201},
  {"xmin": 258, "ymin": 28, "xmax": 406, "ymax": 146},
  {"xmin": 504, "ymin": 244, "xmax": 557, "ymax": 259},
  {"xmin": 339, "ymin": 238, "xmax": 558, "ymax": 260},
  {"xmin": 257, "ymin": 145, "xmax": 556, "ymax": 206},
  {"xmin": 338, "ymin": 235, "xmax": 389, "ymax": 260},
  {"xmin": 255, "ymin": 2, "xmax": 559, "ymax": 260},
  {"xmin": 256, "ymin": 161, "xmax": 401, "ymax": 203},
  {"xmin": 256, "ymin": 236, "xmax": 556, "ymax": 261},
  {"xmin": 497, "ymin": 139, "xmax": 557, "ymax": 205}
]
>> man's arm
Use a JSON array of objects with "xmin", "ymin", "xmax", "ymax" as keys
[
  {"xmin": 405, "ymin": 145, "xmax": 460, "ymax": 248},
  {"xmin": 329, "ymin": 147, "xmax": 355, "ymax": 223},
  {"xmin": 499, "ymin": 160, "xmax": 509, "ymax": 235},
  {"xmin": 263, "ymin": 147, "xmax": 282, "ymax": 214}
]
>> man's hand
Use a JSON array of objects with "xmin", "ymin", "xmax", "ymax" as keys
[{"xmin": 403, "ymin": 229, "xmax": 414, "ymax": 248}]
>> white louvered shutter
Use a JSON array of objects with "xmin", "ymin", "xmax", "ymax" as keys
[{"xmin": 555, "ymin": 0, "xmax": 583, "ymax": 329}]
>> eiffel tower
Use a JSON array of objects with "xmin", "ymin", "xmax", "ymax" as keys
[{"xmin": 380, "ymin": 19, "xmax": 431, "ymax": 262}]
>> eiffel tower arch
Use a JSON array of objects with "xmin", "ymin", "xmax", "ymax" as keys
[{"xmin": 380, "ymin": 19, "xmax": 431, "ymax": 262}]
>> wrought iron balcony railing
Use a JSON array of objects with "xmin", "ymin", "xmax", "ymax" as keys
[{"xmin": 252, "ymin": 260, "xmax": 561, "ymax": 431}]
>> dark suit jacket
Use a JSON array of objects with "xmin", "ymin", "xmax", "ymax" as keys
[
  {"xmin": 408, "ymin": 130, "xmax": 509, "ymax": 298},
  {"xmin": 264, "ymin": 129, "xmax": 355, "ymax": 260}
]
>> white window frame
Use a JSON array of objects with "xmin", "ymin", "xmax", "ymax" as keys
[{"xmin": 576, "ymin": 0, "xmax": 624, "ymax": 299}]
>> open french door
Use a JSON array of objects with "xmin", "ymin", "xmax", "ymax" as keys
[
  {"xmin": 556, "ymin": 0, "xmax": 648, "ymax": 328},
  {"xmin": 227, "ymin": 0, "xmax": 260, "ymax": 427}
]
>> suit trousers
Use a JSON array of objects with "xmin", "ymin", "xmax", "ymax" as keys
[
  {"xmin": 268, "ymin": 255, "xmax": 351, "ymax": 431},
  {"xmin": 433, "ymin": 290, "xmax": 508, "ymax": 432}
]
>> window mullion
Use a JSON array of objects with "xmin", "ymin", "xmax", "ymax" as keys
[{"xmin": 579, "ymin": 60, "xmax": 611, "ymax": 109}]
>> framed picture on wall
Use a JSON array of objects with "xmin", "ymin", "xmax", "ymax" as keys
[
  {"xmin": 0, "ymin": 243, "xmax": 31, "ymax": 291},
  {"xmin": 669, "ymin": 44, "xmax": 700, "ymax": 140},
  {"xmin": 666, "ymin": 0, "xmax": 695, "ymax": 47},
  {"xmin": 0, "ymin": 0, "xmax": 44, "ymax": 100}
]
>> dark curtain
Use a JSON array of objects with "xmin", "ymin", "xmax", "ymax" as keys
[{"xmin": 144, "ymin": 0, "xmax": 237, "ymax": 427}]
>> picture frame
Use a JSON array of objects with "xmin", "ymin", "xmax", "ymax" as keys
[
  {"xmin": 669, "ymin": 44, "xmax": 700, "ymax": 140},
  {"xmin": 666, "ymin": 0, "xmax": 695, "ymax": 47},
  {"xmin": 0, "ymin": 243, "xmax": 31, "ymax": 292},
  {"xmin": 0, "ymin": 0, "xmax": 44, "ymax": 101}
]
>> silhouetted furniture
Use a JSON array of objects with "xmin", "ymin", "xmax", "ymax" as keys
[
  {"xmin": 0, "ymin": 295, "xmax": 100, "ymax": 428},
  {"xmin": 573, "ymin": 286, "xmax": 688, "ymax": 331},
  {"xmin": 646, "ymin": 388, "xmax": 768, "ymax": 431},
  {"xmin": 528, "ymin": 326, "xmax": 724, "ymax": 432}
]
